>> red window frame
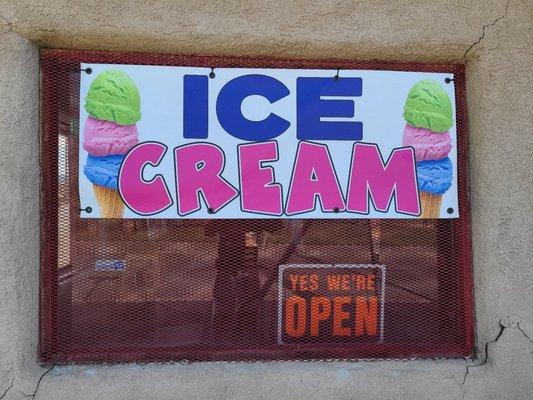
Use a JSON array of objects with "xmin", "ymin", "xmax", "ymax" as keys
[{"xmin": 40, "ymin": 50, "xmax": 474, "ymax": 363}]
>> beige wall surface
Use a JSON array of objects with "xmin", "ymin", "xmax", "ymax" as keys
[{"xmin": 0, "ymin": 1, "xmax": 531, "ymax": 399}]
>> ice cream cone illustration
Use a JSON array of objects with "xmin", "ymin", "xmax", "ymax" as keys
[
  {"xmin": 93, "ymin": 184, "xmax": 125, "ymax": 218},
  {"xmin": 416, "ymin": 158, "xmax": 453, "ymax": 218},
  {"xmin": 402, "ymin": 79, "xmax": 454, "ymax": 218},
  {"xmin": 84, "ymin": 154, "xmax": 127, "ymax": 218},
  {"xmin": 82, "ymin": 70, "xmax": 141, "ymax": 218},
  {"xmin": 418, "ymin": 192, "xmax": 442, "ymax": 218}
]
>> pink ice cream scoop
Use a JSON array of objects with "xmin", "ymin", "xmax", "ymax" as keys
[
  {"xmin": 402, "ymin": 124, "xmax": 452, "ymax": 161},
  {"xmin": 83, "ymin": 116, "xmax": 139, "ymax": 156}
]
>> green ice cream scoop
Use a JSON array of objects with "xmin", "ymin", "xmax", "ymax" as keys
[
  {"xmin": 403, "ymin": 79, "xmax": 453, "ymax": 132},
  {"xmin": 84, "ymin": 70, "xmax": 141, "ymax": 125}
]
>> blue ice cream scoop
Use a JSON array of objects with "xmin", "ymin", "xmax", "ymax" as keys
[
  {"xmin": 83, "ymin": 154, "xmax": 125, "ymax": 189},
  {"xmin": 416, "ymin": 157, "xmax": 453, "ymax": 195}
]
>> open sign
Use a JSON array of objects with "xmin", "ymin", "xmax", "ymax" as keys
[{"xmin": 278, "ymin": 264, "xmax": 385, "ymax": 344}]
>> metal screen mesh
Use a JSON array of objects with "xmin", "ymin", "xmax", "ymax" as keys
[{"xmin": 40, "ymin": 50, "xmax": 474, "ymax": 363}]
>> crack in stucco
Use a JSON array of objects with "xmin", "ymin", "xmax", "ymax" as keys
[
  {"xmin": 0, "ymin": 372, "xmax": 14, "ymax": 400},
  {"xmin": 460, "ymin": 320, "xmax": 505, "ymax": 383},
  {"xmin": 462, "ymin": 0, "xmax": 510, "ymax": 60},
  {"xmin": 458, "ymin": 316, "xmax": 532, "ymax": 398},
  {"xmin": 455, "ymin": 320, "xmax": 506, "ymax": 399},
  {"xmin": 17, "ymin": 366, "xmax": 55, "ymax": 400},
  {"xmin": 517, "ymin": 322, "xmax": 533, "ymax": 344}
]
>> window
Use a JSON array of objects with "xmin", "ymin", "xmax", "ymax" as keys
[{"xmin": 40, "ymin": 50, "xmax": 473, "ymax": 362}]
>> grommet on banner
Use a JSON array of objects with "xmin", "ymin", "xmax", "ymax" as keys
[
  {"xmin": 444, "ymin": 77, "xmax": 454, "ymax": 84},
  {"xmin": 334, "ymin": 68, "xmax": 340, "ymax": 80},
  {"xmin": 80, "ymin": 206, "xmax": 93, "ymax": 213},
  {"xmin": 209, "ymin": 68, "xmax": 216, "ymax": 79},
  {"xmin": 207, "ymin": 207, "xmax": 214, "ymax": 214},
  {"xmin": 333, "ymin": 207, "xmax": 340, "ymax": 213},
  {"xmin": 81, "ymin": 67, "xmax": 92, "ymax": 75},
  {"xmin": 447, "ymin": 207, "xmax": 454, "ymax": 214}
]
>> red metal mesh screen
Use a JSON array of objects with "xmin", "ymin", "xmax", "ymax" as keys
[{"xmin": 40, "ymin": 50, "xmax": 474, "ymax": 363}]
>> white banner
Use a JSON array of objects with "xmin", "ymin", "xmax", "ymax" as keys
[{"xmin": 79, "ymin": 64, "xmax": 458, "ymax": 219}]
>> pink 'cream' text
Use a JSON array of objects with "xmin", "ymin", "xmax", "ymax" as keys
[{"xmin": 118, "ymin": 141, "xmax": 420, "ymax": 217}]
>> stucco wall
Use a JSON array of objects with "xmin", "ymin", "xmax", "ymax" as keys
[{"xmin": 0, "ymin": 1, "xmax": 531, "ymax": 399}]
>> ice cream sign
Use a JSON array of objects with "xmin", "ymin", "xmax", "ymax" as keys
[{"xmin": 79, "ymin": 64, "xmax": 459, "ymax": 219}]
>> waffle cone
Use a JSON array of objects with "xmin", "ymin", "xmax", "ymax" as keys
[
  {"xmin": 419, "ymin": 191, "xmax": 442, "ymax": 218},
  {"xmin": 93, "ymin": 184, "xmax": 124, "ymax": 218}
]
